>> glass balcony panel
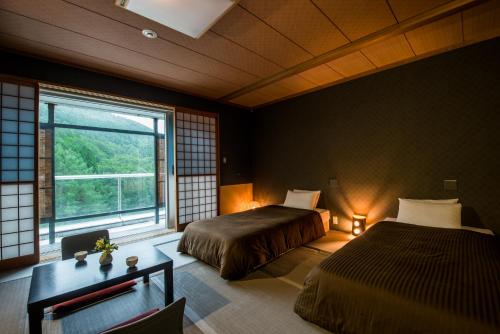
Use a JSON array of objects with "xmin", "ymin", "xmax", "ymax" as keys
[
  {"xmin": 55, "ymin": 178, "xmax": 118, "ymax": 219},
  {"xmin": 121, "ymin": 176, "xmax": 155, "ymax": 211}
]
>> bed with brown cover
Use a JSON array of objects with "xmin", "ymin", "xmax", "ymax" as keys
[
  {"xmin": 177, "ymin": 205, "xmax": 325, "ymax": 279},
  {"xmin": 294, "ymin": 221, "xmax": 500, "ymax": 334}
]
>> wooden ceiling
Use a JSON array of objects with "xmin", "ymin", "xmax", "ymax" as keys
[{"xmin": 0, "ymin": 0, "xmax": 499, "ymax": 108}]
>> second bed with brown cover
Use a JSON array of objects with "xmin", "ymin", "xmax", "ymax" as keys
[
  {"xmin": 294, "ymin": 221, "xmax": 500, "ymax": 334},
  {"xmin": 177, "ymin": 205, "xmax": 325, "ymax": 279}
]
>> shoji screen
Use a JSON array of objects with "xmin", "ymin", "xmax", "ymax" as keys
[
  {"xmin": 0, "ymin": 78, "xmax": 38, "ymax": 268},
  {"xmin": 175, "ymin": 109, "xmax": 219, "ymax": 230}
]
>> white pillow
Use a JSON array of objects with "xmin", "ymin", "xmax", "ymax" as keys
[
  {"xmin": 283, "ymin": 190, "xmax": 316, "ymax": 210},
  {"xmin": 293, "ymin": 189, "xmax": 321, "ymax": 208},
  {"xmin": 400, "ymin": 198, "xmax": 459, "ymax": 204},
  {"xmin": 397, "ymin": 199, "xmax": 462, "ymax": 229}
]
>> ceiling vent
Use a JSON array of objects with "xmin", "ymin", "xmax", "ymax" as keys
[{"xmin": 116, "ymin": 0, "xmax": 239, "ymax": 39}]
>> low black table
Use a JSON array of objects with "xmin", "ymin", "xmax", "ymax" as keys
[{"xmin": 27, "ymin": 243, "xmax": 173, "ymax": 334}]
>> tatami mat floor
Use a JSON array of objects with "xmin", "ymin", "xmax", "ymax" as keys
[{"xmin": 0, "ymin": 231, "xmax": 349, "ymax": 333}]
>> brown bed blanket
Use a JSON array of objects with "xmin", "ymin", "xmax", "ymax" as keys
[
  {"xmin": 177, "ymin": 205, "xmax": 325, "ymax": 279},
  {"xmin": 294, "ymin": 221, "xmax": 500, "ymax": 334}
]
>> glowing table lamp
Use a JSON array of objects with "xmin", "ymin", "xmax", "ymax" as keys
[{"xmin": 352, "ymin": 214, "xmax": 367, "ymax": 236}]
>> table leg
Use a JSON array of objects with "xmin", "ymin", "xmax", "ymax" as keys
[
  {"xmin": 164, "ymin": 264, "xmax": 174, "ymax": 306},
  {"xmin": 28, "ymin": 307, "xmax": 43, "ymax": 334},
  {"xmin": 143, "ymin": 273, "xmax": 150, "ymax": 284}
]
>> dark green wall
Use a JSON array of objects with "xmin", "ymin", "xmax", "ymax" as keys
[
  {"xmin": 253, "ymin": 38, "xmax": 500, "ymax": 233},
  {"xmin": 0, "ymin": 51, "xmax": 252, "ymax": 185}
]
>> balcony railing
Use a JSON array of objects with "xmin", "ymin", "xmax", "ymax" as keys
[
  {"xmin": 55, "ymin": 173, "xmax": 155, "ymax": 217},
  {"xmin": 42, "ymin": 173, "xmax": 161, "ymax": 243}
]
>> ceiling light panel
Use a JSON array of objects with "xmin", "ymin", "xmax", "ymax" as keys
[{"xmin": 116, "ymin": 0, "xmax": 239, "ymax": 39}]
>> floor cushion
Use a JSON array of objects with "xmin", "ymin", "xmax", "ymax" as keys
[{"xmin": 52, "ymin": 280, "xmax": 137, "ymax": 313}]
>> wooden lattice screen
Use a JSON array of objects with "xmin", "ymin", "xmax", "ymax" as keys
[
  {"xmin": 0, "ymin": 77, "xmax": 39, "ymax": 269},
  {"xmin": 175, "ymin": 109, "xmax": 219, "ymax": 231}
]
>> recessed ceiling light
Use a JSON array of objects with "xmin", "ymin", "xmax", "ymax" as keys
[
  {"xmin": 142, "ymin": 29, "xmax": 157, "ymax": 39},
  {"xmin": 116, "ymin": 0, "xmax": 239, "ymax": 39}
]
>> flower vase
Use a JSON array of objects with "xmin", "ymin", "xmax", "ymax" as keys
[{"xmin": 99, "ymin": 253, "xmax": 113, "ymax": 266}]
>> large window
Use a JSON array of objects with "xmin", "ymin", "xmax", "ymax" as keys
[
  {"xmin": 54, "ymin": 127, "xmax": 155, "ymax": 219},
  {"xmin": 38, "ymin": 90, "xmax": 174, "ymax": 247}
]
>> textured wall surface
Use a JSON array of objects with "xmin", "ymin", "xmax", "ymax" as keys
[
  {"xmin": 253, "ymin": 38, "xmax": 500, "ymax": 233},
  {"xmin": 0, "ymin": 51, "xmax": 253, "ymax": 185}
]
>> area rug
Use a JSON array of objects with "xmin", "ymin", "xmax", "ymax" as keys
[
  {"xmin": 152, "ymin": 247, "xmax": 330, "ymax": 334},
  {"xmin": 0, "ymin": 276, "xmax": 202, "ymax": 334},
  {"xmin": 155, "ymin": 239, "xmax": 198, "ymax": 269}
]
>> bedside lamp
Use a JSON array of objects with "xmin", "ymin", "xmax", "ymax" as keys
[
  {"xmin": 352, "ymin": 214, "xmax": 367, "ymax": 236},
  {"xmin": 248, "ymin": 201, "xmax": 260, "ymax": 210}
]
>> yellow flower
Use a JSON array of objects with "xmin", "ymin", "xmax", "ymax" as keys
[{"xmin": 95, "ymin": 237, "xmax": 118, "ymax": 254}]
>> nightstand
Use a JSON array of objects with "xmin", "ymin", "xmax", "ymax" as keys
[{"xmin": 314, "ymin": 208, "xmax": 331, "ymax": 232}]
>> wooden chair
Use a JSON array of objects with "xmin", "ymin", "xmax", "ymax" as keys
[
  {"xmin": 102, "ymin": 298, "xmax": 186, "ymax": 334},
  {"xmin": 60, "ymin": 229, "xmax": 109, "ymax": 260}
]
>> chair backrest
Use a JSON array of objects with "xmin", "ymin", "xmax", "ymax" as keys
[
  {"xmin": 104, "ymin": 298, "xmax": 186, "ymax": 334},
  {"xmin": 60, "ymin": 229, "xmax": 109, "ymax": 260}
]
